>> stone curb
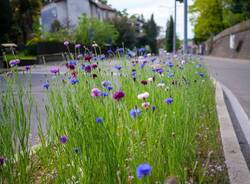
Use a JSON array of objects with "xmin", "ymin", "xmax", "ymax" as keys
[{"xmin": 216, "ymin": 81, "xmax": 250, "ymax": 184}]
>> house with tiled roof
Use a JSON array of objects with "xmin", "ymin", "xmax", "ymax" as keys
[{"xmin": 41, "ymin": 0, "xmax": 116, "ymax": 32}]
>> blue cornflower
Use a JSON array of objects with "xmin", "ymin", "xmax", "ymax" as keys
[
  {"xmin": 165, "ymin": 97, "xmax": 173, "ymax": 104},
  {"xmin": 130, "ymin": 108, "xmax": 142, "ymax": 118},
  {"xmin": 199, "ymin": 72, "xmax": 205, "ymax": 77},
  {"xmin": 114, "ymin": 66, "xmax": 122, "ymax": 70},
  {"xmin": 102, "ymin": 92, "xmax": 109, "ymax": 97},
  {"xmin": 99, "ymin": 55, "xmax": 106, "ymax": 60},
  {"xmin": 152, "ymin": 106, "xmax": 156, "ymax": 112},
  {"xmin": 43, "ymin": 81, "xmax": 49, "ymax": 89},
  {"xmin": 132, "ymin": 71, "xmax": 137, "ymax": 78},
  {"xmin": 70, "ymin": 78, "xmax": 79, "ymax": 85},
  {"xmin": 107, "ymin": 86, "xmax": 113, "ymax": 91},
  {"xmin": 136, "ymin": 163, "xmax": 152, "ymax": 179},
  {"xmin": 68, "ymin": 60, "xmax": 77, "ymax": 66},
  {"xmin": 168, "ymin": 62, "xmax": 174, "ymax": 68},
  {"xmin": 138, "ymin": 48, "xmax": 146, "ymax": 53},
  {"xmin": 140, "ymin": 63, "xmax": 146, "ymax": 69},
  {"xmin": 73, "ymin": 148, "xmax": 80, "ymax": 154},
  {"xmin": 107, "ymin": 49, "xmax": 113, "ymax": 54},
  {"xmin": 96, "ymin": 117, "xmax": 103, "ymax": 123},
  {"xmin": 116, "ymin": 48, "xmax": 124, "ymax": 53},
  {"xmin": 168, "ymin": 73, "xmax": 174, "ymax": 78},
  {"xmin": 156, "ymin": 68, "xmax": 164, "ymax": 74},
  {"xmin": 101, "ymin": 81, "xmax": 112, "ymax": 88}
]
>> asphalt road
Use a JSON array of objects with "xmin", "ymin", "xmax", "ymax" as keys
[{"xmin": 202, "ymin": 56, "xmax": 250, "ymax": 118}]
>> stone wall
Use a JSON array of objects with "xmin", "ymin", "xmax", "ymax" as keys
[{"xmin": 209, "ymin": 20, "xmax": 250, "ymax": 59}]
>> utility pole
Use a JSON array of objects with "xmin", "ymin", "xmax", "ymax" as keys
[
  {"xmin": 173, "ymin": 0, "xmax": 177, "ymax": 54},
  {"xmin": 184, "ymin": 0, "xmax": 188, "ymax": 54}
]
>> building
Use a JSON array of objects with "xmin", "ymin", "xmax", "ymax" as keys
[{"xmin": 41, "ymin": 0, "xmax": 116, "ymax": 32}]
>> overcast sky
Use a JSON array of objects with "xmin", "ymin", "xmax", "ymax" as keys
[{"xmin": 108, "ymin": 0, "xmax": 194, "ymax": 39}]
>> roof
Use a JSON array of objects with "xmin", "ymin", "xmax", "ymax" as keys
[{"xmin": 89, "ymin": 0, "xmax": 116, "ymax": 12}]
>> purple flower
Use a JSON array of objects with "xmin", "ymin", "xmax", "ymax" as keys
[
  {"xmin": 43, "ymin": 81, "xmax": 49, "ymax": 89},
  {"xmin": 60, "ymin": 135, "xmax": 68, "ymax": 144},
  {"xmin": 50, "ymin": 67, "xmax": 60, "ymax": 74},
  {"xmin": 130, "ymin": 108, "xmax": 142, "ymax": 118},
  {"xmin": 96, "ymin": 117, "xmax": 103, "ymax": 123},
  {"xmin": 91, "ymin": 88, "xmax": 102, "ymax": 97},
  {"xmin": 136, "ymin": 163, "xmax": 152, "ymax": 179},
  {"xmin": 165, "ymin": 97, "xmax": 173, "ymax": 104},
  {"xmin": 113, "ymin": 66, "xmax": 122, "ymax": 70},
  {"xmin": 75, "ymin": 44, "xmax": 81, "ymax": 48},
  {"xmin": 77, "ymin": 54, "xmax": 83, "ymax": 59},
  {"xmin": 25, "ymin": 65, "xmax": 31, "ymax": 71},
  {"xmin": 0, "ymin": 156, "xmax": 5, "ymax": 166},
  {"xmin": 113, "ymin": 90, "xmax": 125, "ymax": 101},
  {"xmin": 168, "ymin": 73, "xmax": 174, "ymax": 78},
  {"xmin": 64, "ymin": 41, "xmax": 69, "ymax": 46},
  {"xmin": 199, "ymin": 72, "xmax": 205, "ymax": 77},
  {"xmin": 9, "ymin": 59, "xmax": 20, "ymax": 67},
  {"xmin": 84, "ymin": 65, "xmax": 92, "ymax": 73},
  {"xmin": 107, "ymin": 49, "xmax": 113, "ymax": 54}
]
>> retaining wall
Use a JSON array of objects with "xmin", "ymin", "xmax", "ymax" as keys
[{"xmin": 209, "ymin": 20, "xmax": 250, "ymax": 59}]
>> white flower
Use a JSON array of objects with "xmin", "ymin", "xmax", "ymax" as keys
[
  {"xmin": 147, "ymin": 77, "xmax": 153, "ymax": 82},
  {"xmin": 157, "ymin": 83, "xmax": 165, "ymax": 88},
  {"xmin": 181, "ymin": 60, "xmax": 186, "ymax": 65},
  {"xmin": 137, "ymin": 92, "xmax": 149, "ymax": 100}
]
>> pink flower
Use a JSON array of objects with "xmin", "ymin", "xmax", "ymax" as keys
[
  {"xmin": 64, "ymin": 41, "xmax": 69, "ymax": 46},
  {"xmin": 113, "ymin": 90, "xmax": 125, "ymax": 101},
  {"xmin": 91, "ymin": 88, "xmax": 102, "ymax": 97},
  {"xmin": 50, "ymin": 67, "xmax": 60, "ymax": 74}
]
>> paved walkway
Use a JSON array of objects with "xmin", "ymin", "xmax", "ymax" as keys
[{"xmin": 202, "ymin": 56, "xmax": 250, "ymax": 118}]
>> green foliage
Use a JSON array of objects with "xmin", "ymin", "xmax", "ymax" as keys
[
  {"xmin": 110, "ymin": 16, "xmax": 137, "ymax": 48},
  {"xmin": 43, "ymin": 29, "xmax": 75, "ymax": 42},
  {"xmin": 191, "ymin": 0, "xmax": 250, "ymax": 41},
  {"xmin": 75, "ymin": 15, "xmax": 119, "ymax": 46},
  {"xmin": 165, "ymin": 16, "xmax": 174, "ymax": 52},
  {"xmin": 190, "ymin": 0, "xmax": 224, "ymax": 41},
  {"xmin": 143, "ymin": 14, "xmax": 159, "ymax": 54}
]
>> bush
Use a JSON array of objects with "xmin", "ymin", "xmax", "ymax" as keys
[{"xmin": 75, "ymin": 15, "xmax": 119, "ymax": 46}]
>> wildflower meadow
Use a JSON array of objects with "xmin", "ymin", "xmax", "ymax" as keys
[{"xmin": 0, "ymin": 46, "xmax": 229, "ymax": 183}]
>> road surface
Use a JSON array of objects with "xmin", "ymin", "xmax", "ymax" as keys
[{"xmin": 202, "ymin": 56, "xmax": 250, "ymax": 118}]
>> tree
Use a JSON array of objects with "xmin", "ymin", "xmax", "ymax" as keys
[
  {"xmin": 143, "ymin": 14, "xmax": 159, "ymax": 54},
  {"xmin": 165, "ymin": 16, "xmax": 174, "ymax": 52},
  {"xmin": 0, "ymin": 0, "xmax": 12, "ymax": 43},
  {"xmin": 11, "ymin": 0, "xmax": 43, "ymax": 43},
  {"xmin": 190, "ymin": 0, "xmax": 224, "ymax": 42},
  {"xmin": 75, "ymin": 15, "xmax": 118, "ymax": 46},
  {"xmin": 110, "ymin": 16, "xmax": 137, "ymax": 49}
]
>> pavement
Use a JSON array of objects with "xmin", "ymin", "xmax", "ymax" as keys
[{"xmin": 0, "ymin": 63, "xmax": 67, "ymax": 145}]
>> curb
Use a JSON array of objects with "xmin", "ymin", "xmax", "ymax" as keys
[
  {"xmin": 216, "ymin": 81, "xmax": 250, "ymax": 184},
  {"xmin": 221, "ymin": 83, "xmax": 250, "ymax": 147}
]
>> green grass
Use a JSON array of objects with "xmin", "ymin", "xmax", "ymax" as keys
[{"xmin": 0, "ymin": 55, "xmax": 229, "ymax": 184}]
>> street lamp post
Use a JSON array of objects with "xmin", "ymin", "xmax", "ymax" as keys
[
  {"xmin": 184, "ymin": 0, "xmax": 188, "ymax": 54},
  {"xmin": 173, "ymin": 0, "xmax": 177, "ymax": 54}
]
